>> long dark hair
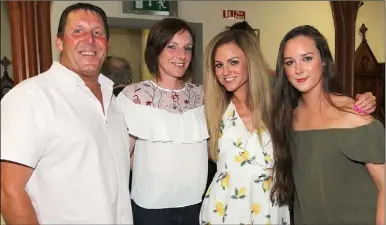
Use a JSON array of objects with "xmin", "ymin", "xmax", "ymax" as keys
[{"xmin": 270, "ymin": 25, "xmax": 344, "ymax": 206}]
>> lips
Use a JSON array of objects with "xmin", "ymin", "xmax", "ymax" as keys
[
  {"xmin": 171, "ymin": 62, "xmax": 185, "ymax": 68},
  {"xmin": 224, "ymin": 77, "xmax": 236, "ymax": 82},
  {"xmin": 296, "ymin": 77, "xmax": 308, "ymax": 83}
]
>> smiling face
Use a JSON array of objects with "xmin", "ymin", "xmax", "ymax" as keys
[
  {"xmin": 214, "ymin": 42, "xmax": 249, "ymax": 94},
  {"xmin": 283, "ymin": 35, "xmax": 324, "ymax": 94},
  {"xmin": 56, "ymin": 9, "xmax": 108, "ymax": 80},
  {"xmin": 157, "ymin": 30, "xmax": 193, "ymax": 79}
]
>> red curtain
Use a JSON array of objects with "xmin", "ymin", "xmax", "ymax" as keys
[{"xmin": 7, "ymin": 1, "xmax": 52, "ymax": 84}]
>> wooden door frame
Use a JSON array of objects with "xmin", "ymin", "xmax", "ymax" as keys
[{"xmin": 330, "ymin": 1, "xmax": 363, "ymax": 95}]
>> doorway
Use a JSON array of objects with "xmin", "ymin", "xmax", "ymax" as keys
[{"xmin": 107, "ymin": 17, "xmax": 204, "ymax": 85}]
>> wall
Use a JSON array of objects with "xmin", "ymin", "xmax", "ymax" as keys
[
  {"xmin": 141, "ymin": 29, "xmax": 152, "ymax": 80},
  {"xmin": 355, "ymin": 1, "xmax": 385, "ymax": 62},
  {"xmin": 109, "ymin": 28, "xmax": 142, "ymax": 83},
  {"xmin": 51, "ymin": 1, "xmax": 337, "ymax": 69},
  {"xmin": 50, "ymin": 1, "xmax": 386, "ymax": 69},
  {"xmin": 178, "ymin": 1, "xmax": 336, "ymax": 69},
  {"xmin": 1, "ymin": 1, "xmax": 13, "ymax": 79}
]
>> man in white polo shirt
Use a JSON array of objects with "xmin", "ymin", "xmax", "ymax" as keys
[{"xmin": 0, "ymin": 3, "xmax": 133, "ymax": 224}]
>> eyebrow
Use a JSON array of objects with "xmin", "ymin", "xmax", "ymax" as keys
[
  {"xmin": 284, "ymin": 52, "xmax": 314, "ymax": 60},
  {"xmin": 168, "ymin": 41, "xmax": 193, "ymax": 46},
  {"xmin": 215, "ymin": 57, "xmax": 239, "ymax": 63}
]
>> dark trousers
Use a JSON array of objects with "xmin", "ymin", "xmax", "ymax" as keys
[{"xmin": 132, "ymin": 200, "xmax": 201, "ymax": 225}]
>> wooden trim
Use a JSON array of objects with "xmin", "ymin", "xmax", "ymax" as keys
[
  {"xmin": 7, "ymin": 1, "xmax": 52, "ymax": 84},
  {"xmin": 7, "ymin": 2, "xmax": 26, "ymax": 84},
  {"xmin": 330, "ymin": 1, "xmax": 361, "ymax": 95},
  {"xmin": 36, "ymin": 2, "xmax": 53, "ymax": 73},
  {"xmin": 24, "ymin": 2, "xmax": 38, "ymax": 79}
]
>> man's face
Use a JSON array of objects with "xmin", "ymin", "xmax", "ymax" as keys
[{"xmin": 56, "ymin": 10, "xmax": 109, "ymax": 80}]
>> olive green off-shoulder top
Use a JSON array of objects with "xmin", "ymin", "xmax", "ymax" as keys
[{"xmin": 291, "ymin": 119, "xmax": 385, "ymax": 225}]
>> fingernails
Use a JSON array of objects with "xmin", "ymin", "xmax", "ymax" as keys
[{"xmin": 353, "ymin": 105, "xmax": 363, "ymax": 113}]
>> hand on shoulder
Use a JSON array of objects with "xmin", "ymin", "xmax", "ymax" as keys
[{"xmin": 333, "ymin": 95, "xmax": 374, "ymax": 128}]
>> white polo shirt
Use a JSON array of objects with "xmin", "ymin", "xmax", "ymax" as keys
[{"xmin": 1, "ymin": 61, "xmax": 133, "ymax": 224}]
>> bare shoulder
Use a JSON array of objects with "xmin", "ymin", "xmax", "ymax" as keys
[{"xmin": 332, "ymin": 95, "xmax": 374, "ymax": 127}]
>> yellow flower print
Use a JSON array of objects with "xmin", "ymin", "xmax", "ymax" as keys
[
  {"xmin": 251, "ymin": 203, "xmax": 261, "ymax": 215},
  {"xmin": 216, "ymin": 172, "xmax": 230, "ymax": 190},
  {"xmin": 263, "ymin": 176, "xmax": 273, "ymax": 192},
  {"xmin": 231, "ymin": 187, "xmax": 247, "ymax": 200},
  {"xmin": 265, "ymin": 215, "xmax": 271, "ymax": 225},
  {"xmin": 263, "ymin": 152, "xmax": 273, "ymax": 164},
  {"xmin": 219, "ymin": 120, "xmax": 225, "ymax": 139},
  {"xmin": 233, "ymin": 136, "xmax": 243, "ymax": 148},
  {"xmin": 204, "ymin": 187, "xmax": 211, "ymax": 198},
  {"xmin": 215, "ymin": 201, "xmax": 225, "ymax": 216},
  {"xmin": 213, "ymin": 201, "xmax": 228, "ymax": 223},
  {"xmin": 235, "ymin": 150, "xmax": 249, "ymax": 162},
  {"xmin": 221, "ymin": 173, "xmax": 230, "ymax": 190},
  {"xmin": 254, "ymin": 173, "xmax": 273, "ymax": 192},
  {"xmin": 235, "ymin": 150, "xmax": 256, "ymax": 166},
  {"xmin": 223, "ymin": 109, "xmax": 237, "ymax": 128}
]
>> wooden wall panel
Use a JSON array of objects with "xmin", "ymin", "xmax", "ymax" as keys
[{"xmin": 330, "ymin": 1, "xmax": 362, "ymax": 96}]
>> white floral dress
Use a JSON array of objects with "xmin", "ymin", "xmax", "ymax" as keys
[{"xmin": 200, "ymin": 102, "xmax": 290, "ymax": 225}]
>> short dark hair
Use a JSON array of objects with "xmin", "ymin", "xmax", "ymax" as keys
[
  {"xmin": 57, "ymin": 3, "xmax": 109, "ymax": 40},
  {"xmin": 227, "ymin": 21, "xmax": 257, "ymax": 34},
  {"xmin": 144, "ymin": 18, "xmax": 194, "ymax": 78},
  {"xmin": 101, "ymin": 56, "xmax": 132, "ymax": 85}
]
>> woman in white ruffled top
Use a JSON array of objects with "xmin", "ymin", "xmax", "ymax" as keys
[{"xmin": 116, "ymin": 18, "xmax": 208, "ymax": 225}]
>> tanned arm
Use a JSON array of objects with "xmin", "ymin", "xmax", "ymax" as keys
[
  {"xmin": 1, "ymin": 161, "xmax": 39, "ymax": 225},
  {"xmin": 366, "ymin": 163, "xmax": 385, "ymax": 225}
]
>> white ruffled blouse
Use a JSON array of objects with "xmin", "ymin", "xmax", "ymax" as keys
[{"xmin": 116, "ymin": 80, "xmax": 209, "ymax": 209}]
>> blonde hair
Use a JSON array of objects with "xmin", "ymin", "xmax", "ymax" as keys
[{"xmin": 204, "ymin": 30, "xmax": 273, "ymax": 160}]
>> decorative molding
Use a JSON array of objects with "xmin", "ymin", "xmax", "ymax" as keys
[{"xmin": 330, "ymin": 1, "xmax": 361, "ymax": 96}]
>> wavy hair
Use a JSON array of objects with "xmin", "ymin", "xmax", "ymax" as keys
[{"xmin": 204, "ymin": 30, "xmax": 273, "ymax": 161}]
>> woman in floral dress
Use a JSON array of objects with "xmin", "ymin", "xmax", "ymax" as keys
[{"xmin": 200, "ymin": 30, "xmax": 290, "ymax": 224}]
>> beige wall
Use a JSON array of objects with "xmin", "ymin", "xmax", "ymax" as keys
[
  {"xmin": 51, "ymin": 1, "xmax": 336, "ymax": 69},
  {"xmin": 109, "ymin": 28, "xmax": 142, "ymax": 83},
  {"xmin": 355, "ymin": 1, "xmax": 385, "ymax": 62},
  {"xmin": 141, "ymin": 29, "xmax": 152, "ymax": 81},
  {"xmin": 179, "ymin": 1, "xmax": 336, "ymax": 69},
  {"xmin": 1, "ymin": 1, "xmax": 13, "ymax": 79},
  {"xmin": 50, "ymin": 1, "xmax": 384, "ymax": 69}
]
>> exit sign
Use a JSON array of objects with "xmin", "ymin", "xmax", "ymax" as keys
[
  {"xmin": 223, "ymin": 9, "xmax": 246, "ymax": 19},
  {"xmin": 122, "ymin": 1, "xmax": 178, "ymax": 16}
]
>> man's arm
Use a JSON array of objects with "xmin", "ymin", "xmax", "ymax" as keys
[{"xmin": 1, "ymin": 161, "xmax": 39, "ymax": 224}]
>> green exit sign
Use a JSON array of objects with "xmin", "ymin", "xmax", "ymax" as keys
[{"xmin": 122, "ymin": 1, "xmax": 178, "ymax": 16}]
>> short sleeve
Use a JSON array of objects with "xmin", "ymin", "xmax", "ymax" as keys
[
  {"xmin": 338, "ymin": 119, "xmax": 385, "ymax": 164},
  {"xmin": 116, "ymin": 86, "xmax": 209, "ymax": 143},
  {"xmin": 1, "ymin": 83, "xmax": 51, "ymax": 168}
]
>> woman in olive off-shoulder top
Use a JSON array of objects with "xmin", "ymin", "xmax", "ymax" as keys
[
  {"xmin": 270, "ymin": 25, "xmax": 384, "ymax": 225},
  {"xmin": 291, "ymin": 119, "xmax": 384, "ymax": 224}
]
